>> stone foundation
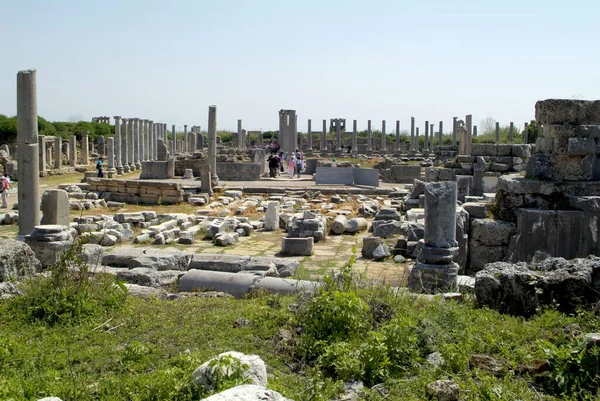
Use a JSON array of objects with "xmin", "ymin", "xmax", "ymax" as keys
[{"xmin": 87, "ymin": 178, "xmax": 184, "ymax": 205}]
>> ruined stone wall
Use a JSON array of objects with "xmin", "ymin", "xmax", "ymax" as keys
[
  {"xmin": 216, "ymin": 163, "xmax": 261, "ymax": 181},
  {"xmin": 87, "ymin": 178, "xmax": 183, "ymax": 204}
]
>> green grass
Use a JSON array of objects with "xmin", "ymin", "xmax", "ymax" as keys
[{"xmin": 1, "ymin": 263, "xmax": 599, "ymax": 400}]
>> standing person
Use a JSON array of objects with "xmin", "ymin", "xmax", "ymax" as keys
[
  {"xmin": 0, "ymin": 174, "xmax": 10, "ymax": 208},
  {"xmin": 268, "ymin": 155, "xmax": 279, "ymax": 178},
  {"xmin": 295, "ymin": 149, "xmax": 303, "ymax": 178},
  {"xmin": 96, "ymin": 157, "xmax": 104, "ymax": 178},
  {"xmin": 287, "ymin": 156, "xmax": 296, "ymax": 179},
  {"xmin": 278, "ymin": 152, "xmax": 284, "ymax": 176}
]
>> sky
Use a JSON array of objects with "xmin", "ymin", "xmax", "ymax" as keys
[{"xmin": 1, "ymin": 0, "xmax": 599, "ymax": 133}]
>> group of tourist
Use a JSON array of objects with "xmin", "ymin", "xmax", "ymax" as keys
[{"xmin": 267, "ymin": 149, "xmax": 305, "ymax": 179}]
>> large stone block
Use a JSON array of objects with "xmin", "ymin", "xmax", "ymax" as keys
[
  {"xmin": 41, "ymin": 189, "xmax": 70, "ymax": 226},
  {"xmin": 0, "ymin": 239, "xmax": 41, "ymax": 281},
  {"xmin": 280, "ymin": 237, "xmax": 313, "ymax": 256},
  {"xmin": 535, "ymin": 99, "xmax": 600, "ymax": 125},
  {"xmin": 470, "ymin": 218, "xmax": 515, "ymax": 246}
]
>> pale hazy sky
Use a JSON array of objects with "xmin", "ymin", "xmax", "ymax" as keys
[{"xmin": 1, "ymin": 0, "xmax": 598, "ymax": 133}]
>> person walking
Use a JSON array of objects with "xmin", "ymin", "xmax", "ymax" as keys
[
  {"xmin": 295, "ymin": 149, "xmax": 303, "ymax": 178},
  {"xmin": 96, "ymin": 157, "xmax": 104, "ymax": 178},
  {"xmin": 287, "ymin": 156, "xmax": 296, "ymax": 179},
  {"xmin": 0, "ymin": 174, "xmax": 10, "ymax": 208}
]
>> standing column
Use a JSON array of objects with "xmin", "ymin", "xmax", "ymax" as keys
[
  {"xmin": 495, "ymin": 122, "xmax": 500, "ymax": 143},
  {"xmin": 237, "ymin": 119, "xmax": 243, "ymax": 148},
  {"xmin": 128, "ymin": 119, "xmax": 135, "ymax": 171},
  {"xmin": 54, "ymin": 136, "xmax": 62, "ymax": 169},
  {"xmin": 148, "ymin": 121, "xmax": 154, "ymax": 161},
  {"xmin": 171, "ymin": 125, "xmax": 176, "ymax": 155},
  {"xmin": 81, "ymin": 131, "xmax": 89, "ymax": 165},
  {"xmin": 416, "ymin": 127, "xmax": 420, "ymax": 151},
  {"xmin": 351, "ymin": 120, "xmax": 358, "ymax": 154},
  {"xmin": 121, "ymin": 118, "xmax": 129, "ymax": 173},
  {"xmin": 452, "ymin": 117, "xmax": 458, "ymax": 146},
  {"xmin": 307, "ymin": 119, "xmax": 312, "ymax": 152},
  {"xmin": 424, "ymin": 121, "xmax": 429, "ymax": 153},
  {"xmin": 430, "ymin": 124, "xmax": 435, "ymax": 151},
  {"xmin": 524, "ymin": 122, "xmax": 529, "ymax": 144},
  {"xmin": 509, "ymin": 122, "xmax": 514, "ymax": 143},
  {"xmin": 291, "ymin": 112, "xmax": 298, "ymax": 151},
  {"xmin": 208, "ymin": 105, "xmax": 219, "ymax": 184},
  {"xmin": 16, "ymin": 70, "xmax": 40, "ymax": 235},
  {"xmin": 114, "ymin": 116, "xmax": 123, "ymax": 174},
  {"xmin": 142, "ymin": 119, "xmax": 148, "ymax": 161},
  {"xmin": 38, "ymin": 136, "xmax": 46, "ymax": 173},
  {"xmin": 465, "ymin": 115, "xmax": 473, "ymax": 155},
  {"xmin": 381, "ymin": 120, "xmax": 386, "ymax": 152},
  {"xmin": 438, "ymin": 121, "xmax": 443, "ymax": 148},
  {"xmin": 335, "ymin": 119, "xmax": 342, "ymax": 152},
  {"xmin": 320, "ymin": 119, "xmax": 327, "ymax": 155},
  {"xmin": 184, "ymin": 125, "xmax": 189, "ymax": 152},
  {"xmin": 367, "ymin": 120, "xmax": 373, "ymax": 153},
  {"xmin": 107, "ymin": 137, "xmax": 116, "ymax": 173},
  {"xmin": 410, "ymin": 117, "xmax": 415, "ymax": 152},
  {"xmin": 278, "ymin": 111, "xmax": 285, "ymax": 153},
  {"xmin": 134, "ymin": 118, "xmax": 142, "ymax": 169},
  {"xmin": 69, "ymin": 135, "xmax": 78, "ymax": 167},
  {"xmin": 395, "ymin": 120, "xmax": 401, "ymax": 153}
]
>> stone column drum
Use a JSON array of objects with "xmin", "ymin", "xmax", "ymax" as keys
[
  {"xmin": 17, "ymin": 69, "xmax": 41, "ymax": 235},
  {"xmin": 408, "ymin": 181, "xmax": 459, "ymax": 293}
]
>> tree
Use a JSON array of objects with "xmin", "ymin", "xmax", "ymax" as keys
[{"xmin": 479, "ymin": 116, "xmax": 496, "ymax": 135}]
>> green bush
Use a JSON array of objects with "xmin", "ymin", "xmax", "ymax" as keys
[{"xmin": 6, "ymin": 239, "xmax": 127, "ymax": 326}]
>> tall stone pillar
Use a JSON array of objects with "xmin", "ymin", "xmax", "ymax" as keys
[
  {"xmin": 307, "ymin": 119, "xmax": 312, "ymax": 152},
  {"xmin": 290, "ymin": 113, "xmax": 297, "ymax": 152},
  {"xmin": 416, "ymin": 128, "xmax": 420, "ymax": 151},
  {"xmin": 114, "ymin": 116, "xmax": 123, "ymax": 174},
  {"xmin": 473, "ymin": 126, "xmax": 478, "ymax": 137},
  {"xmin": 38, "ymin": 135, "xmax": 46, "ymax": 172},
  {"xmin": 430, "ymin": 124, "xmax": 434, "ymax": 151},
  {"xmin": 466, "ymin": 115, "xmax": 473, "ymax": 155},
  {"xmin": 367, "ymin": 120, "xmax": 373, "ymax": 153},
  {"xmin": 408, "ymin": 181, "xmax": 459, "ymax": 292},
  {"xmin": 69, "ymin": 135, "xmax": 78, "ymax": 167},
  {"xmin": 438, "ymin": 121, "xmax": 443, "ymax": 147},
  {"xmin": 107, "ymin": 137, "xmax": 116, "ymax": 173},
  {"xmin": 208, "ymin": 105, "xmax": 219, "ymax": 185},
  {"xmin": 81, "ymin": 131, "xmax": 89, "ymax": 165},
  {"xmin": 171, "ymin": 125, "xmax": 176, "ymax": 155},
  {"xmin": 424, "ymin": 121, "xmax": 429, "ymax": 153},
  {"xmin": 335, "ymin": 119, "xmax": 342, "ymax": 152},
  {"xmin": 524, "ymin": 122, "xmax": 529, "ymax": 144},
  {"xmin": 148, "ymin": 121, "xmax": 154, "ymax": 161},
  {"xmin": 142, "ymin": 119, "xmax": 148, "ymax": 161},
  {"xmin": 495, "ymin": 121, "xmax": 500, "ymax": 143},
  {"xmin": 237, "ymin": 119, "xmax": 243, "ymax": 148},
  {"xmin": 381, "ymin": 120, "xmax": 386, "ymax": 152},
  {"xmin": 128, "ymin": 119, "xmax": 135, "ymax": 171},
  {"xmin": 452, "ymin": 117, "xmax": 458, "ymax": 146},
  {"xmin": 278, "ymin": 111, "xmax": 285, "ymax": 152},
  {"xmin": 509, "ymin": 122, "xmax": 514, "ymax": 143},
  {"xmin": 134, "ymin": 118, "xmax": 142, "ymax": 169},
  {"xmin": 184, "ymin": 125, "xmax": 189, "ymax": 152},
  {"xmin": 410, "ymin": 117, "xmax": 415, "ymax": 152},
  {"xmin": 121, "ymin": 118, "xmax": 129, "ymax": 173},
  {"xmin": 395, "ymin": 120, "xmax": 401, "ymax": 153},
  {"xmin": 352, "ymin": 120, "xmax": 357, "ymax": 154},
  {"xmin": 17, "ymin": 70, "xmax": 39, "ymax": 235},
  {"xmin": 54, "ymin": 136, "xmax": 62, "ymax": 169}
]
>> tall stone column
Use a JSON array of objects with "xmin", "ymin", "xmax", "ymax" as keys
[
  {"xmin": 495, "ymin": 121, "xmax": 500, "ymax": 143},
  {"xmin": 509, "ymin": 122, "xmax": 514, "ymax": 143},
  {"xmin": 408, "ymin": 181, "xmax": 459, "ymax": 293},
  {"xmin": 140, "ymin": 119, "xmax": 147, "ymax": 161},
  {"xmin": 335, "ymin": 119, "xmax": 342, "ymax": 152},
  {"xmin": 38, "ymin": 135, "xmax": 46, "ymax": 172},
  {"xmin": 128, "ymin": 119, "xmax": 135, "ymax": 171},
  {"xmin": 430, "ymin": 123, "xmax": 434, "ymax": 151},
  {"xmin": 237, "ymin": 119, "xmax": 243, "ymax": 148},
  {"xmin": 54, "ymin": 136, "xmax": 62, "ymax": 169},
  {"xmin": 452, "ymin": 117, "xmax": 458, "ymax": 146},
  {"xmin": 292, "ymin": 112, "xmax": 298, "ymax": 151},
  {"xmin": 208, "ymin": 105, "xmax": 219, "ymax": 185},
  {"xmin": 424, "ymin": 121, "xmax": 429, "ymax": 153},
  {"xmin": 466, "ymin": 115, "xmax": 473, "ymax": 155},
  {"xmin": 367, "ymin": 120, "xmax": 372, "ymax": 153},
  {"xmin": 278, "ymin": 111, "xmax": 285, "ymax": 152},
  {"xmin": 352, "ymin": 120, "xmax": 358, "ymax": 154},
  {"xmin": 133, "ymin": 118, "xmax": 141, "ymax": 169},
  {"xmin": 114, "ymin": 116, "xmax": 122, "ymax": 174},
  {"xmin": 523, "ymin": 122, "xmax": 529, "ymax": 144},
  {"xmin": 438, "ymin": 121, "xmax": 443, "ymax": 147},
  {"xmin": 17, "ymin": 70, "xmax": 39, "ymax": 235},
  {"xmin": 307, "ymin": 119, "xmax": 312, "ymax": 152},
  {"xmin": 381, "ymin": 120, "xmax": 386, "ymax": 152},
  {"xmin": 473, "ymin": 126, "xmax": 478, "ymax": 137},
  {"xmin": 107, "ymin": 137, "xmax": 116, "ymax": 173},
  {"xmin": 69, "ymin": 135, "xmax": 78, "ymax": 167},
  {"xmin": 395, "ymin": 120, "xmax": 401, "ymax": 153},
  {"xmin": 184, "ymin": 125, "xmax": 189, "ymax": 152},
  {"xmin": 81, "ymin": 131, "xmax": 89, "ymax": 165},
  {"xmin": 171, "ymin": 125, "xmax": 176, "ymax": 155},
  {"xmin": 121, "ymin": 118, "xmax": 129, "ymax": 173},
  {"xmin": 320, "ymin": 119, "xmax": 327, "ymax": 156},
  {"xmin": 410, "ymin": 117, "xmax": 415, "ymax": 152},
  {"xmin": 416, "ymin": 127, "xmax": 420, "ymax": 151}
]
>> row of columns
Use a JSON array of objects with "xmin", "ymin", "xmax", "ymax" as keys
[{"xmin": 92, "ymin": 116, "xmax": 110, "ymax": 124}]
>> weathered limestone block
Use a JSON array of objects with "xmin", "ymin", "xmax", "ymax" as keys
[
  {"xmin": 0, "ymin": 239, "xmax": 41, "ymax": 281},
  {"xmin": 41, "ymin": 189, "xmax": 70, "ymax": 226},
  {"xmin": 102, "ymin": 248, "xmax": 191, "ymax": 271},
  {"xmin": 281, "ymin": 237, "xmax": 313, "ymax": 256},
  {"xmin": 362, "ymin": 236, "xmax": 384, "ymax": 259},
  {"xmin": 470, "ymin": 219, "xmax": 515, "ymax": 247},
  {"xmin": 192, "ymin": 351, "xmax": 267, "ymax": 390},
  {"xmin": 264, "ymin": 201, "xmax": 280, "ymax": 231},
  {"xmin": 535, "ymin": 99, "xmax": 600, "ymax": 125}
]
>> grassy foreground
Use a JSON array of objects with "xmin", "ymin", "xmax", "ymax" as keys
[{"xmin": 1, "ymin": 258, "xmax": 599, "ymax": 401}]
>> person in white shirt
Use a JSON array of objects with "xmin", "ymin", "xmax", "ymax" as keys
[{"xmin": 0, "ymin": 174, "xmax": 11, "ymax": 208}]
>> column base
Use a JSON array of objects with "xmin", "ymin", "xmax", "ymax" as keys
[
  {"xmin": 408, "ymin": 261, "xmax": 459, "ymax": 293},
  {"xmin": 135, "ymin": 162, "xmax": 142, "ymax": 170},
  {"xmin": 129, "ymin": 163, "xmax": 136, "ymax": 172},
  {"xmin": 116, "ymin": 166, "xmax": 124, "ymax": 175}
]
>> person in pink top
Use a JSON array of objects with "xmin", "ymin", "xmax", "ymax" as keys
[{"xmin": 287, "ymin": 156, "xmax": 296, "ymax": 179}]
